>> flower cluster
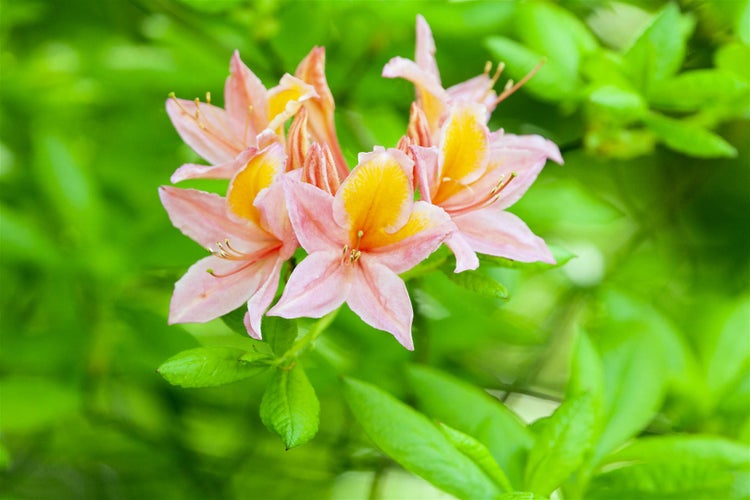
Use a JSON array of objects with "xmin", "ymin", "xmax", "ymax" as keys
[{"xmin": 160, "ymin": 16, "xmax": 562, "ymax": 350}]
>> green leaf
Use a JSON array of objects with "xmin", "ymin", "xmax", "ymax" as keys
[
  {"xmin": 343, "ymin": 377, "xmax": 501, "ymax": 499},
  {"xmin": 157, "ymin": 346, "xmax": 272, "ymax": 388},
  {"xmin": 587, "ymin": 84, "xmax": 647, "ymax": 122},
  {"xmin": 648, "ymin": 69, "xmax": 748, "ymax": 111},
  {"xmin": 478, "ymin": 245, "xmax": 576, "ymax": 271},
  {"xmin": 406, "ymin": 365, "xmax": 532, "ymax": 488},
  {"xmin": 590, "ymin": 436, "xmax": 750, "ymax": 500},
  {"xmin": 443, "ymin": 268, "xmax": 509, "ymax": 300},
  {"xmin": 644, "ymin": 111, "xmax": 737, "ymax": 158},
  {"xmin": 437, "ymin": 422, "xmax": 513, "ymax": 492},
  {"xmin": 624, "ymin": 3, "xmax": 692, "ymax": 91},
  {"xmin": 0, "ymin": 377, "xmax": 80, "ymax": 432},
  {"xmin": 260, "ymin": 363, "xmax": 319, "ymax": 449},
  {"xmin": 496, "ymin": 493, "xmax": 547, "ymax": 500},
  {"xmin": 566, "ymin": 329, "xmax": 604, "ymax": 411},
  {"xmin": 524, "ymin": 393, "xmax": 596, "ymax": 496},
  {"xmin": 716, "ymin": 42, "xmax": 750, "ymax": 79},
  {"xmin": 262, "ymin": 316, "xmax": 298, "ymax": 357},
  {"xmin": 484, "ymin": 36, "xmax": 576, "ymax": 102},
  {"xmin": 703, "ymin": 296, "xmax": 750, "ymax": 398},
  {"xmin": 0, "ymin": 441, "xmax": 9, "ymax": 470},
  {"xmin": 220, "ymin": 306, "xmax": 248, "ymax": 336}
]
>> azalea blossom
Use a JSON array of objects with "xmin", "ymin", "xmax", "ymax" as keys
[
  {"xmin": 268, "ymin": 148, "xmax": 452, "ymax": 349},
  {"xmin": 412, "ymin": 103, "xmax": 563, "ymax": 272},
  {"xmin": 166, "ymin": 50, "xmax": 324, "ymax": 182},
  {"xmin": 159, "ymin": 142, "xmax": 296, "ymax": 338}
]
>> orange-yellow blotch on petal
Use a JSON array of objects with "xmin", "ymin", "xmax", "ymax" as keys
[
  {"xmin": 227, "ymin": 144, "xmax": 286, "ymax": 226},
  {"xmin": 433, "ymin": 105, "xmax": 489, "ymax": 204},
  {"xmin": 267, "ymin": 74, "xmax": 317, "ymax": 129},
  {"xmin": 337, "ymin": 151, "xmax": 413, "ymax": 248},
  {"xmin": 365, "ymin": 207, "xmax": 432, "ymax": 249}
]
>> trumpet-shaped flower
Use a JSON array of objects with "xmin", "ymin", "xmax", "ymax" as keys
[
  {"xmin": 160, "ymin": 143, "xmax": 296, "ymax": 338},
  {"xmin": 166, "ymin": 51, "xmax": 319, "ymax": 182},
  {"xmin": 268, "ymin": 149, "xmax": 452, "ymax": 349},
  {"xmin": 413, "ymin": 104, "xmax": 563, "ymax": 272}
]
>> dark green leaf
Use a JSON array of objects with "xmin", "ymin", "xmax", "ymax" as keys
[
  {"xmin": 407, "ymin": 365, "xmax": 532, "ymax": 488},
  {"xmin": 221, "ymin": 306, "xmax": 248, "ymax": 336},
  {"xmin": 438, "ymin": 422, "xmax": 513, "ymax": 492},
  {"xmin": 624, "ymin": 3, "xmax": 692, "ymax": 91},
  {"xmin": 157, "ymin": 346, "xmax": 272, "ymax": 388},
  {"xmin": 443, "ymin": 268, "xmax": 509, "ymax": 300},
  {"xmin": 524, "ymin": 393, "xmax": 596, "ymax": 496},
  {"xmin": 262, "ymin": 316, "xmax": 298, "ymax": 357},
  {"xmin": 343, "ymin": 377, "xmax": 501, "ymax": 499},
  {"xmin": 644, "ymin": 111, "xmax": 738, "ymax": 158},
  {"xmin": 260, "ymin": 363, "xmax": 319, "ymax": 449},
  {"xmin": 484, "ymin": 36, "xmax": 577, "ymax": 102}
]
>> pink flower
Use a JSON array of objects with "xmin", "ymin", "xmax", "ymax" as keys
[
  {"xmin": 166, "ymin": 51, "xmax": 319, "ymax": 182},
  {"xmin": 268, "ymin": 149, "xmax": 452, "ymax": 349},
  {"xmin": 159, "ymin": 143, "xmax": 296, "ymax": 338},
  {"xmin": 412, "ymin": 104, "xmax": 563, "ymax": 272}
]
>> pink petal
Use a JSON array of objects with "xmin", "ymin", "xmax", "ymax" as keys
[
  {"xmin": 283, "ymin": 177, "xmax": 346, "ymax": 253},
  {"xmin": 382, "ymin": 57, "xmax": 448, "ymax": 103},
  {"xmin": 454, "ymin": 206, "xmax": 555, "ymax": 264},
  {"xmin": 166, "ymin": 97, "xmax": 243, "ymax": 164},
  {"xmin": 447, "ymin": 74, "xmax": 498, "ymax": 113},
  {"xmin": 347, "ymin": 259, "xmax": 414, "ymax": 350},
  {"xmin": 369, "ymin": 201, "xmax": 452, "ymax": 274},
  {"xmin": 445, "ymin": 231, "xmax": 480, "ymax": 272},
  {"xmin": 170, "ymin": 147, "xmax": 258, "ymax": 183},
  {"xmin": 159, "ymin": 186, "xmax": 273, "ymax": 251},
  {"xmin": 255, "ymin": 179, "xmax": 297, "ymax": 259},
  {"xmin": 243, "ymin": 256, "xmax": 285, "ymax": 339},
  {"xmin": 268, "ymin": 250, "xmax": 352, "ymax": 319},
  {"xmin": 415, "ymin": 14, "xmax": 440, "ymax": 84},
  {"xmin": 411, "ymin": 144, "xmax": 440, "ymax": 203},
  {"xmin": 224, "ymin": 50, "xmax": 268, "ymax": 143},
  {"xmin": 169, "ymin": 255, "xmax": 273, "ymax": 324}
]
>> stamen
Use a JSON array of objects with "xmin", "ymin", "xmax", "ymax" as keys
[
  {"xmin": 494, "ymin": 58, "xmax": 546, "ymax": 106},
  {"xmin": 341, "ymin": 244, "xmax": 349, "ymax": 264},
  {"xmin": 489, "ymin": 172, "xmax": 516, "ymax": 195},
  {"xmin": 205, "ymin": 91, "xmax": 212, "ymax": 104}
]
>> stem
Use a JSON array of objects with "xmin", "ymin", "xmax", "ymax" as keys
[{"xmin": 278, "ymin": 309, "xmax": 339, "ymax": 365}]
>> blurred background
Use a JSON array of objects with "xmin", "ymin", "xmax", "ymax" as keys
[{"xmin": 1, "ymin": 0, "xmax": 748, "ymax": 498}]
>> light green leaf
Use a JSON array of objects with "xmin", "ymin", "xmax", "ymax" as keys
[
  {"xmin": 644, "ymin": 111, "xmax": 737, "ymax": 158},
  {"xmin": 587, "ymin": 84, "xmax": 647, "ymax": 122},
  {"xmin": 157, "ymin": 346, "xmax": 272, "ymax": 388},
  {"xmin": 343, "ymin": 377, "xmax": 501, "ymax": 499},
  {"xmin": 262, "ymin": 316, "xmax": 298, "ymax": 357},
  {"xmin": 478, "ymin": 245, "xmax": 575, "ymax": 271},
  {"xmin": 648, "ymin": 69, "xmax": 748, "ymax": 111},
  {"xmin": 407, "ymin": 365, "xmax": 532, "ymax": 488},
  {"xmin": 437, "ymin": 422, "xmax": 513, "ymax": 492},
  {"xmin": 716, "ymin": 41, "xmax": 750, "ymax": 79},
  {"xmin": 524, "ymin": 393, "xmax": 596, "ymax": 496},
  {"xmin": 0, "ymin": 376, "xmax": 80, "ymax": 432},
  {"xmin": 566, "ymin": 329, "xmax": 604, "ymax": 410},
  {"xmin": 703, "ymin": 296, "xmax": 750, "ymax": 398},
  {"xmin": 590, "ymin": 436, "xmax": 750, "ymax": 499},
  {"xmin": 443, "ymin": 268, "xmax": 509, "ymax": 300},
  {"xmin": 496, "ymin": 493, "xmax": 547, "ymax": 500},
  {"xmin": 484, "ymin": 36, "xmax": 577, "ymax": 102},
  {"xmin": 624, "ymin": 3, "xmax": 692, "ymax": 91},
  {"xmin": 260, "ymin": 363, "xmax": 319, "ymax": 449}
]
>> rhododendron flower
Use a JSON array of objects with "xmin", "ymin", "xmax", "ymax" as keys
[
  {"xmin": 412, "ymin": 104, "xmax": 563, "ymax": 272},
  {"xmin": 160, "ymin": 143, "xmax": 296, "ymax": 338},
  {"xmin": 268, "ymin": 149, "xmax": 452, "ymax": 349},
  {"xmin": 166, "ymin": 51, "xmax": 319, "ymax": 182}
]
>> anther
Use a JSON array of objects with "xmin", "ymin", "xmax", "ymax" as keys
[{"xmin": 205, "ymin": 91, "xmax": 212, "ymax": 105}]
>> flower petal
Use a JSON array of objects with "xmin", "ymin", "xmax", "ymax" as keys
[
  {"xmin": 334, "ymin": 148, "xmax": 414, "ymax": 246},
  {"xmin": 454, "ymin": 206, "xmax": 555, "ymax": 264},
  {"xmin": 382, "ymin": 57, "xmax": 448, "ymax": 135},
  {"xmin": 445, "ymin": 231, "xmax": 480, "ymax": 272},
  {"xmin": 254, "ymin": 177, "xmax": 297, "ymax": 258},
  {"xmin": 169, "ymin": 255, "xmax": 272, "ymax": 324},
  {"xmin": 159, "ymin": 186, "xmax": 271, "ymax": 250},
  {"xmin": 170, "ymin": 147, "xmax": 258, "ymax": 183},
  {"xmin": 224, "ymin": 50, "xmax": 269, "ymax": 144},
  {"xmin": 283, "ymin": 177, "xmax": 346, "ymax": 253},
  {"xmin": 447, "ymin": 74, "xmax": 498, "ymax": 113},
  {"xmin": 268, "ymin": 250, "xmax": 352, "ymax": 319},
  {"xmin": 415, "ymin": 14, "xmax": 440, "ymax": 85},
  {"xmin": 227, "ymin": 143, "xmax": 286, "ymax": 226},
  {"xmin": 166, "ymin": 97, "xmax": 242, "ymax": 164},
  {"xmin": 368, "ymin": 201, "xmax": 452, "ymax": 274},
  {"xmin": 411, "ymin": 144, "xmax": 440, "ymax": 203},
  {"xmin": 266, "ymin": 74, "xmax": 318, "ymax": 132},
  {"xmin": 244, "ymin": 256, "xmax": 284, "ymax": 339},
  {"xmin": 347, "ymin": 260, "xmax": 414, "ymax": 350}
]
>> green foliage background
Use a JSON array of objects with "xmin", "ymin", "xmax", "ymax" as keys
[{"xmin": 1, "ymin": 0, "xmax": 748, "ymax": 498}]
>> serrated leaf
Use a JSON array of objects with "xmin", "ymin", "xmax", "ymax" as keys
[
  {"xmin": 343, "ymin": 377, "xmax": 500, "ymax": 499},
  {"xmin": 624, "ymin": 3, "xmax": 692, "ymax": 91},
  {"xmin": 437, "ymin": 422, "xmax": 513, "ymax": 492},
  {"xmin": 407, "ymin": 365, "xmax": 532, "ymax": 488},
  {"xmin": 648, "ymin": 69, "xmax": 748, "ymax": 112},
  {"xmin": 524, "ymin": 393, "xmax": 596, "ymax": 496},
  {"xmin": 157, "ymin": 346, "xmax": 271, "ymax": 388},
  {"xmin": 260, "ymin": 363, "xmax": 319, "ymax": 449},
  {"xmin": 443, "ymin": 268, "xmax": 509, "ymax": 300},
  {"xmin": 484, "ymin": 36, "xmax": 577, "ymax": 102},
  {"xmin": 643, "ymin": 111, "xmax": 737, "ymax": 158},
  {"xmin": 262, "ymin": 316, "xmax": 298, "ymax": 357}
]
